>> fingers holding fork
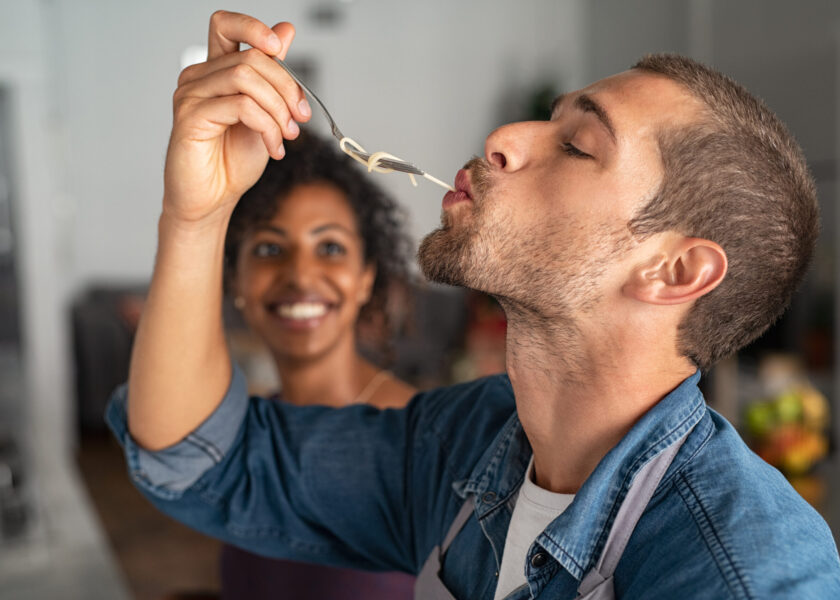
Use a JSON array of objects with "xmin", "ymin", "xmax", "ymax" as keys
[{"xmin": 164, "ymin": 11, "xmax": 312, "ymax": 222}]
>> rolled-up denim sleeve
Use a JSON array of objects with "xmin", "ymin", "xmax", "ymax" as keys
[{"xmin": 104, "ymin": 364, "xmax": 249, "ymax": 500}]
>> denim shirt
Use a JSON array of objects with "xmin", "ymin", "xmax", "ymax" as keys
[{"xmin": 106, "ymin": 367, "xmax": 840, "ymax": 599}]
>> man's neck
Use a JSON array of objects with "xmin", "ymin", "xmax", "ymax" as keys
[{"xmin": 502, "ymin": 308, "xmax": 695, "ymax": 494}]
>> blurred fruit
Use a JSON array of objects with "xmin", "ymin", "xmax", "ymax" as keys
[
  {"xmin": 774, "ymin": 391, "xmax": 802, "ymax": 424},
  {"xmin": 799, "ymin": 386, "xmax": 829, "ymax": 430},
  {"xmin": 744, "ymin": 381, "xmax": 830, "ymax": 479},
  {"xmin": 745, "ymin": 401, "xmax": 775, "ymax": 438}
]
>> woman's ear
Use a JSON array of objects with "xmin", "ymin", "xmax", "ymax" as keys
[
  {"xmin": 228, "ymin": 273, "xmax": 244, "ymax": 309},
  {"xmin": 357, "ymin": 263, "xmax": 377, "ymax": 305},
  {"xmin": 624, "ymin": 237, "xmax": 727, "ymax": 306}
]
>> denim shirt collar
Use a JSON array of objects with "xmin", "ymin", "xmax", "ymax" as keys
[{"xmin": 455, "ymin": 371, "xmax": 706, "ymax": 580}]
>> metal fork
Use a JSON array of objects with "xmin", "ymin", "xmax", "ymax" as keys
[{"xmin": 275, "ymin": 57, "xmax": 424, "ymax": 175}]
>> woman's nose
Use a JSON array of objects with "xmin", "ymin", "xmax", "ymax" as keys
[
  {"xmin": 282, "ymin": 250, "xmax": 317, "ymax": 288},
  {"xmin": 484, "ymin": 121, "xmax": 539, "ymax": 172}
]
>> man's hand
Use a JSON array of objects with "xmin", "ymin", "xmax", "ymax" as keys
[{"xmin": 162, "ymin": 10, "xmax": 312, "ymax": 224}]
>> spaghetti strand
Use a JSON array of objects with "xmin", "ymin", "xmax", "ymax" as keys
[{"xmin": 338, "ymin": 136, "xmax": 454, "ymax": 192}]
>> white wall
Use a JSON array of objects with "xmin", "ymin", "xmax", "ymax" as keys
[
  {"xmin": 585, "ymin": 0, "xmax": 692, "ymax": 80},
  {"xmin": 2, "ymin": 0, "xmax": 586, "ymax": 453}
]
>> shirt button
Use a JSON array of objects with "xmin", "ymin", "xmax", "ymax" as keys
[
  {"xmin": 482, "ymin": 491, "xmax": 497, "ymax": 503},
  {"xmin": 530, "ymin": 552, "xmax": 548, "ymax": 568}
]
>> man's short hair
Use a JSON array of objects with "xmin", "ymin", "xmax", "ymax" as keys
[{"xmin": 629, "ymin": 54, "xmax": 818, "ymax": 371}]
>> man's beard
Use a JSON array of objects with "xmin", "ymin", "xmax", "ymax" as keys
[
  {"xmin": 417, "ymin": 222, "xmax": 480, "ymax": 288},
  {"xmin": 418, "ymin": 157, "xmax": 635, "ymax": 319},
  {"xmin": 418, "ymin": 157, "xmax": 491, "ymax": 288}
]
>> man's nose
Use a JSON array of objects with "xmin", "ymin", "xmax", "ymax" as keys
[{"xmin": 484, "ymin": 121, "xmax": 539, "ymax": 171}]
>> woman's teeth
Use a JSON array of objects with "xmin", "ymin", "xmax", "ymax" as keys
[{"xmin": 276, "ymin": 302, "xmax": 329, "ymax": 320}]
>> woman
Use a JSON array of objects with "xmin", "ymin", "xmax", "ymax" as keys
[{"xmin": 219, "ymin": 132, "xmax": 417, "ymax": 599}]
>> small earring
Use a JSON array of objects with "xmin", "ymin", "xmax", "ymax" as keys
[{"xmin": 234, "ymin": 296, "xmax": 246, "ymax": 310}]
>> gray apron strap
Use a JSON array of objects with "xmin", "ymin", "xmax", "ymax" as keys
[
  {"xmin": 414, "ymin": 497, "xmax": 475, "ymax": 600},
  {"xmin": 576, "ymin": 430, "xmax": 692, "ymax": 600}
]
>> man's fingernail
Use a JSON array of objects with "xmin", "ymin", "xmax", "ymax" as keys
[
  {"xmin": 298, "ymin": 98, "xmax": 311, "ymax": 118},
  {"xmin": 277, "ymin": 143, "xmax": 285, "ymax": 159},
  {"xmin": 267, "ymin": 34, "xmax": 283, "ymax": 54},
  {"xmin": 287, "ymin": 119, "xmax": 299, "ymax": 136}
]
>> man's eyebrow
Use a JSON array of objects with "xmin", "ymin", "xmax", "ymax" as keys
[
  {"xmin": 551, "ymin": 92, "xmax": 618, "ymax": 143},
  {"xmin": 574, "ymin": 94, "xmax": 617, "ymax": 142}
]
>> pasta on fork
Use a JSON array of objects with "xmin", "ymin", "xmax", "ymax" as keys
[{"xmin": 339, "ymin": 137, "xmax": 455, "ymax": 192}]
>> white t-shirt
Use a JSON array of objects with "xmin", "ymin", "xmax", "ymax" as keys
[{"xmin": 493, "ymin": 458, "xmax": 575, "ymax": 600}]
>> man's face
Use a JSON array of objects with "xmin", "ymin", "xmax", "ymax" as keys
[{"xmin": 418, "ymin": 70, "xmax": 703, "ymax": 318}]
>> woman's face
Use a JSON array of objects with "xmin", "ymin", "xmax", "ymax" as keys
[{"xmin": 234, "ymin": 182, "xmax": 375, "ymax": 361}]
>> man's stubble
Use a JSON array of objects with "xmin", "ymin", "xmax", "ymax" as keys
[{"xmin": 418, "ymin": 158, "xmax": 631, "ymax": 320}]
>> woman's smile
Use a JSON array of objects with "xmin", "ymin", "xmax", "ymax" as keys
[{"xmin": 265, "ymin": 296, "xmax": 336, "ymax": 330}]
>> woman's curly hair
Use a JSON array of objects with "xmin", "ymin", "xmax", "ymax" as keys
[{"xmin": 224, "ymin": 132, "xmax": 413, "ymax": 335}]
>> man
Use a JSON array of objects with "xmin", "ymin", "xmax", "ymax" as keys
[{"xmin": 107, "ymin": 10, "xmax": 840, "ymax": 599}]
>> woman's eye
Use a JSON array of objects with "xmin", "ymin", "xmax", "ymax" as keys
[
  {"xmin": 253, "ymin": 242, "xmax": 283, "ymax": 258},
  {"xmin": 563, "ymin": 142, "xmax": 592, "ymax": 159},
  {"xmin": 318, "ymin": 241, "xmax": 347, "ymax": 257}
]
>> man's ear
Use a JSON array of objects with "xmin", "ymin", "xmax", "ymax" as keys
[{"xmin": 623, "ymin": 237, "xmax": 727, "ymax": 305}]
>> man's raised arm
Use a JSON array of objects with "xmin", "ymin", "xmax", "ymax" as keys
[{"xmin": 127, "ymin": 11, "xmax": 311, "ymax": 450}]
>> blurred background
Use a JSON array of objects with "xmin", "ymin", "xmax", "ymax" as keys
[{"xmin": 0, "ymin": 0, "xmax": 839, "ymax": 598}]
